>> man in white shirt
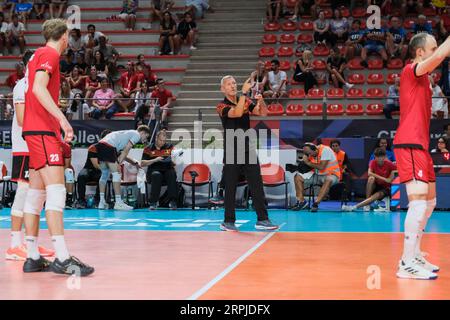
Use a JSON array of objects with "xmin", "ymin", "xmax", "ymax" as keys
[
  {"xmin": 0, "ymin": 13, "xmax": 8, "ymax": 55},
  {"xmin": 263, "ymin": 59, "xmax": 288, "ymax": 98},
  {"xmin": 430, "ymin": 75, "xmax": 449, "ymax": 119},
  {"xmin": 96, "ymin": 126, "xmax": 151, "ymax": 210},
  {"xmin": 5, "ymin": 14, "xmax": 26, "ymax": 54},
  {"xmin": 82, "ymin": 24, "xmax": 105, "ymax": 65}
]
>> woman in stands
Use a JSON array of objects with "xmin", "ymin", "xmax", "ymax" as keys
[
  {"xmin": 369, "ymin": 137, "xmax": 396, "ymax": 162},
  {"xmin": 68, "ymin": 66, "xmax": 87, "ymax": 97},
  {"xmin": 313, "ymin": 10, "xmax": 332, "ymax": 46},
  {"xmin": 329, "ymin": 8, "xmax": 349, "ymax": 48},
  {"xmin": 250, "ymin": 61, "xmax": 268, "ymax": 98},
  {"xmin": 431, "ymin": 137, "xmax": 449, "ymax": 153},
  {"xmin": 159, "ymin": 11, "xmax": 177, "ymax": 55},
  {"xmin": 294, "ymin": 50, "xmax": 318, "ymax": 94},
  {"xmin": 59, "ymin": 79, "xmax": 75, "ymax": 120},
  {"xmin": 94, "ymin": 50, "xmax": 109, "ymax": 79}
]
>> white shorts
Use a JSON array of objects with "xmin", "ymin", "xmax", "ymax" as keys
[
  {"xmin": 119, "ymin": 13, "xmax": 136, "ymax": 20},
  {"xmin": 300, "ymin": 173, "xmax": 339, "ymax": 187}
]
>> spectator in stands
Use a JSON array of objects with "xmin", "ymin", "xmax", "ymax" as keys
[
  {"xmin": 264, "ymin": 59, "xmax": 288, "ymax": 99},
  {"xmin": 94, "ymin": 50, "xmax": 109, "ymax": 78},
  {"xmin": 60, "ymin": 49, "xmax": 75, "ymax": 76},
  {"xmin": 413, "ymin": 14, "xmax": 433, "ymax": 35},
  {"xmin": 5, "ymin": 14, "xmax": 26, "ymax": 55},
  {"xmin": 85, "ymin": 65, "xmax": 102, "ymax": 103},
  {"xmin": 267, "ymin": 0, "xmax": 282, "ymax": 23},
  {"xmin": 159, "ymin": 11, "xmax": 177, "ymax": 55},
  {"xmin": 119, "ymin": 0, "xmax": 138, "ymax": 31},
  {"xmin": 344, "ymin": 19, "xmax": 365, "ymax": 60},
  {"xmin": 383, "ymin": 75, "xmax": 400, "ymax": 119},
  {"xmin": 83, "ymin": 24, "xmax": 105, "ymax": 65},
  {"xmin": 289, "ymin": 0, "xmax": 319, "ymax": 21},
  {"xmin": 3, "ymin": 0, "xmax": 17, "ymax": 17},
  {"xmin": 293, "ymin": 50, "xmax": 317, "ymax": 93},
  {"xmin": 49, "ymin": 0, "xmax": 67, "ymax": 19},
  {"xmin": 430, "ymin": 75, "xmax": 449, "ymax": 119},
  {"xmin": 6, "ymin": 62, "xmax": 24, "ymax": 89},
  {"xmin": 313, "ymin": 10, "xmax": 332, "ymax": 46},
  {"xmin": 73, "ymin": 53, "xmax": 88, "ymax": 74},
  {"xmin": 292, "ymin": 142, "xmax": 341, "ymax": 212},
  {"xmin": 68, "ymin": 66, "xmax": 86, "ymax": 96},
  {"xmin": 439, "ymin": 8, "xmax": 450, "ymax": 39},
  {"xmin": 444, "ymin": 123, "xmax": 450, "ymax": 138},
  {"xmin": 150, "ymin": 78, "xmax": 173, "ymax": 127},
  {"xmin": 0, "ymin": 13, "xmax": 7, "ymax": 56},
  {"xmin": 93, "ymin": 35, "xmax": 120, "ymax": 79},
  {"xmin": 15, "ymin": 0, "xmax": 33, "ymax": 27},
  {"xmin": 68, "ymin": 28, "xmax": 84, "ymax": 57},
  {"xmin": 33, "ymin": 0, "xmax": 47, "ymax": 19},
  {"xmin": 369, "ymin": 137, "xmax": 396, "ymax": 162},
  {"xmin": 117, "ymin": 61, "xmax": 142, "ymax": 112},
  {"xmin": 185, "ymin": 0, "xmax": 210, "ymax": 20},
  {"xmin": 145, "ymin": 0, "xmax": 175, "ymax": 30},
  {"xmin": 326, "ymin": 46, "xmax": 353, "ymax": 89},
  {"xmin": 91, "ymin": 78, "xmax": 120, "ymax": 120},
  {"xmin": 59, "ymin": 79, "xmax": 75, "ymax": 120},
  {"xmin": 360, "ymin": 27, "xmax": 388, "ymax": 68},
  {"xmin": 137, "ymin": 54, "xmax": 158, "ymax": 87},
  {"xmin": 250, "ymin": 61, "xmax": 268, "ymax": 98},
  {"xmin": 329, "ymin": 8, "xmax": 349, "ymax": 47},
  {"xmin": 431, "ymin": 137, "xmax": 449, "ymax": 153},
  {"xmin": 141, "ymin": 129, "xmax": 178, "ymax": 210},
  {"xmin": 177, "ymin": 12, "xmax": 197, "ymax": 51},
  {"xmin": 401, "ymin": 0, "xmax": 423, "ymax": 18},
  {"xmin": 386, "ymin": 16, "xmax": 408, "ymax": 61},
  {"xmin": 134, "ymin": 81, "xmax": 152, "ymax": 125},
  {"xmin": 342, "ymin": 148, "xmax": 396, "ymax": 212}
]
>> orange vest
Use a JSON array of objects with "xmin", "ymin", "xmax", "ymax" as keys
[
  {"xmin": 309, "ymin": 145, "xmax": 342, "ymax": 180},
  {"xmin": 334, "ymin": 150, "xmax": 346, "ymax": 180}
]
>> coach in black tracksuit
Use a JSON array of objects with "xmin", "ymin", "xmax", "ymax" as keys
[{"xmin": 216, "ymin": 75, "xmax": 279, "ymax": 232}]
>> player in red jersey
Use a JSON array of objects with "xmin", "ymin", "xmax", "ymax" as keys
[
  {"xmin": 21, "ymin": 19, "xmax": 94, "ymax": 276},
  {"xmin": 393, "ymin": 33, "xmax": 450, "ymax": 280}
]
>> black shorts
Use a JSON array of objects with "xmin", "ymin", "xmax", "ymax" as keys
[
  {"xmin": 373, "ymin": 183, "xmax": 391, "ymax": 198},
  {"xmin": 11, "ymin": 155, "xmax": 30, "ymax": 182},
  {"xmin": 96, "ymin": 142, "xmax": 118, "ymax": 163}
]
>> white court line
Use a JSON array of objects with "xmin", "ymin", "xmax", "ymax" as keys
[{"xmin": 187, "ymin": 223, "xmax": 286, "ymax": 301}]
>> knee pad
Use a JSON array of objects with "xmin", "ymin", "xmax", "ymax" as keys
[
  {"xmin": 426, "ymin": 198, "xmax": 437, "ymax": 218},
  {"xmin": 405, "ymin": 200, "xmax": 427, "ymax": 233},
  {"xmin": 45, "ymin": 184, "xmax": 66, "ymax": 212},
  {"xmin": 99, "ymin": 168, "xmax": 110, "ymax": 185},
  {"xmin": 64, "ymin": 168, "xmax": 75, "ymax": 183},
  {"xmin": 112, "ymin": 171, "xmax": 121, "ymax": 183},
  {"xmin": 11, "ymin": 182, "xmax": 29, "ymax": 218},
  {"xmin": 23, "ymin": 188, "xmax": 46, "ymax": 216}
]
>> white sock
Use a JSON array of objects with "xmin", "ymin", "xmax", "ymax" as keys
[
  {"xmin": 99, "ymin": 193, "xmax": 105, "ymax": 202},
  {"xmin": 402, "ymin": 200, "xmax": 427, "ymax": 263},
  {"xmin": 25, "ymin": 236, "xmax": 40, "ymax": 260},
  {"xmin": 115, "ymin": 195, "xmax": 122, "ymax": 202},
  {"xmin": 415, "ymin": 198, "xmax": 436, "ymax": 256},
  {"xmin": 10, "ymin": 231, "xmax": 22, "ymax": 248},
  {"xmin": 52, "ymin": 235, "xmax": 70, "ymax": 262}
]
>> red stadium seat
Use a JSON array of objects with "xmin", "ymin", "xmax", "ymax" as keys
[
  {"xmin": 264, "ymin": 60, "xmax": 272, "ymax": 70},
  {"xmin": 299, "ymin": 21, "xmax": 314, "ymax": 31},
  {"xmin": 279, "ymin": 60, "xmax": 292, "ymax": 71},
  {"xmin": 297, "ymin": 33, "xmax": 313, "ymax": 43},
  {"xmin": 429, "ymin": 19, "xmax": 437, "ymax": 28},
  {"xmin": 387, "ymin": 58, "xmax": 403, "ymax": 69},
  {"xmin": 278, "ymin": 46, "xmax": 294, "ymax": 57},
  {"xmin": 386, "ymin": 73, "xmax": 400, "ymax": 84},
  {"xmin": 368, "ymin": 59, "xmax": 383, "ymax": 70},
  {"xmin": 323, "ymin": 8, "xmax": 333, "ymax": 18},
  {"xmin": 286, "ymin": 104, "xmax": 304, "ymax": 116},
  {"xmin": 280, "ymin": 33, "xmax": 296, "ymax": 44},
  {"xmin": 264, "ymin": 22, "xmax": 281, "ymax": 31},
  {"xmin": 366, "ymin": 103, "xmax": 384, "ymax": 115},
  {"xmin": 346, "ymin": 88, "xmax": 363, "ymax": 98},
  {"xmin": 259, "ymin": 47, "xmax": 275, "ymax": 57},
  {"xmin": 366, "ymin": 88, "xmax": 385, "ymax": 98},
  {"xmin": 307, "ymin": 88, "xmax": 325, "ymax": 99},
  {"xmin": 348, "ymin": 58, "xmax": 364, "ymax": 70},
  {"xmin": 341, "ymin": 8, "xmax": 350, "ymax": 18},
  {"xmin": 313, "ymin": 44, "xmax": 330, "ymax": 56},
  {"xmin": 260, "ymin": 163, "xmax": 289, "ymax": 208},
  {"xmin": 306, "ymin": 104, "xmax": 323, "ymax": 116},
  {"xmin": 312, "ymin": 59, "xmax": 326, "ymax": 70},
  {"xmin": 424, "ymin": 7, "xmax": 436, "ymax": 16},
  {"xmin": 326, "ymin": 88, "xmax": 344, "ymax": 98},
  {"xmin": 289, "ymin": 88, "xmax": 306, "ymax": 98},
  {"xmin": 285, "ymin": 0, "xmax": 297, "ymax": 8},
  {"xmin": 282, "ymin": 21, "xmax": 298, "ymax": 31},
  {"xmin": 352, "ymin": 7, "xmax": 366, "ymax": 18},
  {"xmin": 267, "ymin": 103, "xmax": 284, "ymax": 116},
  {"xmin": 404, "ymin": 19, "xmax": 415, "ymax": 29},
  {"xmin": 346, "ymin": 103, "xmax": 364, "ymax": 115},
  {"xmin": 348, "ymin": 73, "xmax": 365, "ymax": 84},
  {"xmin": 367, "ymin": 73, "xmax": 384, "ymax": 84},
  {"xmin": 327, "ymin": 103, "xmax": 344, "ymax": 115},
  {"xmin": 262, "ymin": 34, "xmax": 277, "ymax": 44}
]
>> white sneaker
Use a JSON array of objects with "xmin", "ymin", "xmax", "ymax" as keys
[
  {"xmin": 114, "ymin": 201, "xmax": 134, "ymax": 211},
  {"xmin": 363, "ymin": 206, "xmax": 370, "ymax": 212},
  {"xmin": 344, "ymin": 83, "xmax": 354, "ymax": 89},
  {"xmin": 374, "ymin": 207, "xmax": 388, "ymax": 212},
  {"xmin": 414, "ymin": 254, "xmax": 440, "ymax": 272},
  {"xmin": 396, "ymin": 260, "xmax": 438, "ymax": 280},
  {"xmin": 289, "ymin": 15, "xmax": 297, "ymax": 22},
  {"xmin": 341, "ymin": 204, "xmax": 356, "ymax": 212},
  {"xmin": 190, "ymin": 45, "xmax": 197, "ymax": 50},
  {"xmin": 98, "ymin": 200, "xmax": 107, "ymax": 210}
]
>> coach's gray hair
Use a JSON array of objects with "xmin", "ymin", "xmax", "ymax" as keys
[
  {"xmin": 409, "ymin": 33, "xmax": 430, "ymax": 58},
  {"xmin": 220, "ymin": 75, "xmax": 234, "ymax": 87}
]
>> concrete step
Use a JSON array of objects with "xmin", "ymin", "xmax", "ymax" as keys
[
  {"xmin": 186, "ymin": 62, "xmax": 256, "ymax": 69},
  {"xmin": 190, "ymin": 55, "xmax": 257, "ymax": 61},
  {"xmin": 184, "ymin": 69, "xmax": 254, "ymax": 77},
  {"xmin": 24, "ymin": 31, "xmax": 162, "ymax": 44},
  {"xmin": 24, "ymin": 20, "xmax": 158, "ymax": 32},
  {"xmin": 182, "ymin": 75, "xmax": 251, "ymax": 84},
  {"xmin": 191, "ymin": 48, "xmax": 259, "ymax": 57},
  {"xmin": 198, "ymin": 41, "xmax": 261, "ymax": 48},
  {"xmin": 181, "ymin": 82, "xmax": 247, "ymax": 89},
  {"xmin": 198, "ymin": 36, "xmax": 263, "ymax": 44},
  {"xmin": 178, "ymin": 91, "xmax": 224, "ymax": 99},
  {"xmin": 176, "ymin": 98, "xmax": 224, "ymax": 106}
]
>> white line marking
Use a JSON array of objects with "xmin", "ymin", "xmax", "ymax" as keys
[{"xmin": 187, "ymin": 223, "xmax": 286, "ymax": 300}]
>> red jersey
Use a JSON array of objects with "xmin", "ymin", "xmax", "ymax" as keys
[
  {"xmin": 369, "ymin": 159, "xmax": 397, "ymax": 188},
  {"xmin": 6, "ymin": 72, "xmax": 23, "ymax": 89},
  {"xmin": 23, "ymin": 45, "xmax": 61, "ymax": 137},
  {"xmin": 394, "ymin": 63, "xmax": 432, "ymax": 150},
  {"xmin": 151, "ymin": 88, "xmax": 173, "ymax": 106}
]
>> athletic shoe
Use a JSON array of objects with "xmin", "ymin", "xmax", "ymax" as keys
[
  {"xmin": 414, "ymin": 255, "xmax": 440, "ymax": 272},
  {"xmin": 396, "ymin": 260, "xmax": 438, "ymax": 280},
  {"xmin": 209, "ymin": 195, "xmax": 224, "ymax": 205},
  {"xmin": 50, "ymin": 256, "xmax": 95, "ymax": 277},
  {"xmin": 38, "ymin": 245, "xmax": 55, "ymax": 257},
  {"xmin": 374, "ymin": 207, "xmax": 388, "ymax": 212},
  {"xmin": 142, "ymin": 23, "xmax": 152, "ymax": 30},
  {"xmin": 255, "ymin": 220, "xmax": 279, "ymax": 231},
  {"xmin": 114, "ymin": 201, "xmax": 134, "ymax": 211},
  {"xmin": 310, "ymin": 202, "xmax": 319, "ymax": 212},
  {"xmin": 363, "ymin": 205, "xmax": 370, "ymax": 212},
  {"xmin": 98, "ymin": 200, "xmax": 107, "ymax": 210},
  {"xmin": 23, "ymin": 256, "xmax": 51, "ymax": 273},
  {"xmin": 5, "ymin": 245, "xmax": 27, "ymax": 261},
  {"xmin": 190, "ymin": 45, "xmax": 197, "ymax": 50},
  {"xmin": 169, "ymin": 201, "xmax": 177, "ymax": 210},
  {"xmin": 220, "ymin": 222, "xmax": 239, "ymax": 232},
  {"xmin": 289, "ymin": 15, "xmax": 297, "ymax": 22},
  {"xmin": 344, "ymin": 83, "xmax": 354, "ymax": 89},
  {"xmin": 292, "ymin": 200, "xmax": 309, "ymax": 211},
  {"xmin": 342, "ymin": 204, "xmax": 356, "ymax": 212},
  {"xmin": 148, "ymin": 203, "xmax": 157, "ymax": 210}
]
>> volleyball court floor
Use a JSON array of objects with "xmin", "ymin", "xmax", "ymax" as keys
[{"xmin": 1, "ymin": 207, "xmax": 450, "ymax": 300}]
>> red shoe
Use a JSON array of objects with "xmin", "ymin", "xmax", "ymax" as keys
[
  {"xmin": 38, "ymin": 245, "xmax": 55, "ymax": 257},
  {"xmin": 5, "ymin": 245, "xmax": 27, "ymax": 261}
]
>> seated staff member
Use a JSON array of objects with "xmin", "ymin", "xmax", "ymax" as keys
[
  {"xmin": 75, "ymin": 129, "xmax": 111, "ymax": 209},
  {"xmin": 140, "ymin": 130, "xmax": 178, "ymax": 210},
  {"xmin": 292, "ymin": 142, "xmax": 341, "ymax": 212},
  {"xmin": 96, "ymin": 125, "xmax": 151, "ymax": 210},
  {"xmin": 342, "ymin": 148, "xmax": 397, "ymax": 212},
  {"xmin": 61, "ymin": 141, "xmax": 75, "ymax": 209}
]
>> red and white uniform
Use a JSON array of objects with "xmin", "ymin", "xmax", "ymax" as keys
[
  {"xmin": 22, "ymin": 45, "xmax": 65, "ymax": 170},
  {"xmin": 394, "ymin": 63, "xmax": 435, "ymax": 183}
]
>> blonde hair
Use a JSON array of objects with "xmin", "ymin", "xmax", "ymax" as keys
[
  {"xmin": 42, "ymin": 19, "xmax": 68, "ymax": 42},
  {"xmin": 302, "ymin": 50, "xmax": 313, "ymax": 61}
]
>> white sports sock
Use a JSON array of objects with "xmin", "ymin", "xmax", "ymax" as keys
[
  {"xmin": 99, "ymin": 193, "xmax": 105, "ymax": 202},
  {"xmin": 402, "ymin": 200, "xmax": 427, "ymax": 263},
  {"xmin": 52, "ymin": 235, "xmax": 70, "ymax": 262},
  {"xmin": 415, "ymin": 198, "xmax": 436, "ymax": 256},
  {"xmin": 25, "ymin": 236, "xmax": 40, "ymax": 260},
  {"xmin": 115, "ymin": 194, "xmax": 122, "ymax": 202},
  {"xmin": 10, "ymin": 231, "xmax": 22, "ymax": 248}
]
